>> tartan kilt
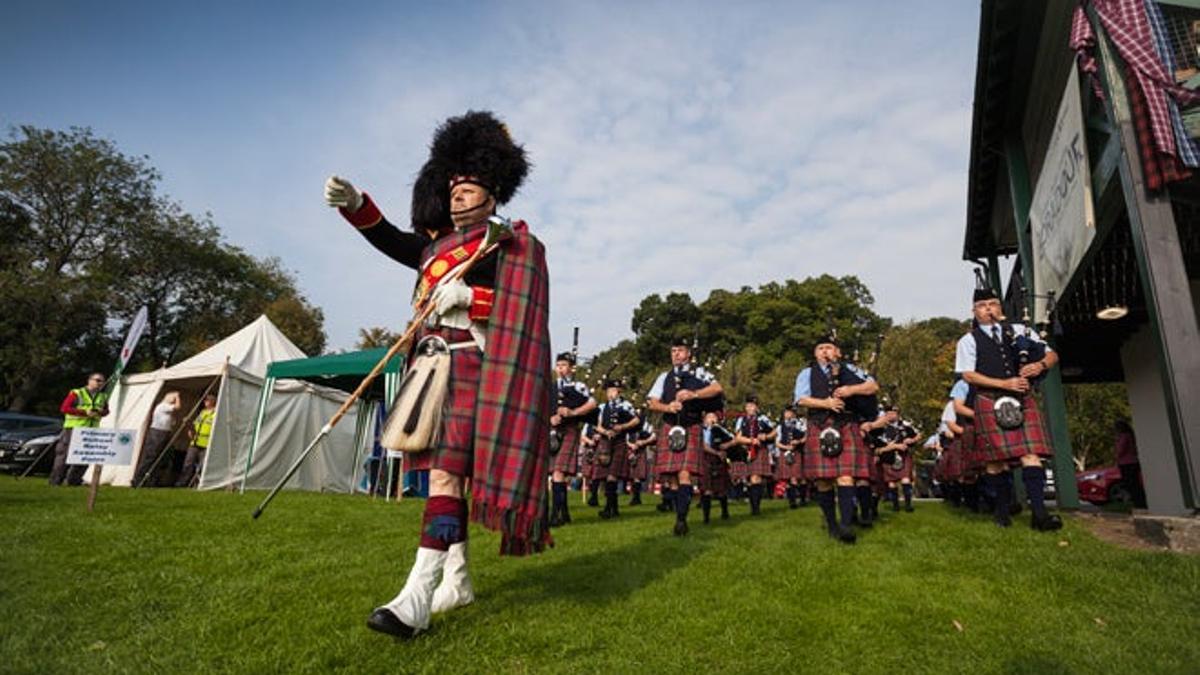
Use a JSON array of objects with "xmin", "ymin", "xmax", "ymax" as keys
[
  {"xmin": 700, "ymin": 453, "xmax": 732, "ymax": 494},
  {"xmin": 870, "ymin": 459, "xmax": 887, "ymax": 489},
  {"xmin": 589, "ymin": 436, "xmax": 630, "ymax": 480},
  {"xmin": 404, "ymin": 328, "xmax": 479, "ymax": 476},
  {"xmin": 803, "ymin": 418, "xmax": 870, "ymax": 480},
  {"xmin": 775, "ymin": 452, "xmax": 804, "ymax": 481},
  {"xmin": 745, "ymin": 446, "xmax": 773, "ymax": 478},
  {"xmin": 550, "ymin": 423, "xmax": 583, "ymax": 476},
  {"xmin": 631, "ymin": 448, "xmax": 654, "ymax": 482},
  {"xmin": 973, "ymin": 392, "xmax": 1053, "ymax": 463},
  {"xmin": 961, "ymin": 422, "xmax": 982, "ymax": 480},
  {"xmin": 655, "ymin": 423, "xmax": 704, "ymax": 479},
  {"xmin": 941, "ymin": 438, "xmax": 963, "ymax": 481},
  {"xmin": 882, "ymin": 451, "xmax": 914, "ymax": 483},
  {"xmin": 729, "ymin": 460, "xmax": 749, "ymax": 482}
]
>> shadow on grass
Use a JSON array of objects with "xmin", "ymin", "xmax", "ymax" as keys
[{"xmin": 478, "ymin": 530, "xmax": 720, "ymax": 612}]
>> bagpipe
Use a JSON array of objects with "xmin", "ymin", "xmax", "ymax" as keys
[
  {"xmin": 705, "ymin": 423, "xmax": 738, "ymax": 479},
  {"xmin": 993, "ymin": 303, "xmax": 1048, "ymax": 431},
  {"xmin": 778, "ymin": 419, "xmax": 803, "ymax": 465}
]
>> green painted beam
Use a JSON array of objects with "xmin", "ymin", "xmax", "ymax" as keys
[{"xmin": 1004, "ymin": 137, "xmax": 1081, "ymax": 510}]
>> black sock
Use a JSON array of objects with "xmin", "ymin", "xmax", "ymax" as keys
[
  {"xmin": 799, "ymin": 484, "xmax": 809, "ymax": 503},
  {"xmin": 719, "ymin": 495, "xmax": 729, "ymax": 516},
  {"xmin": 817, "ymin": 489, "xmax": 837, "ymax": 532},
  {"xmin": 987, "ymin": 473, "xmax": 1010, "ymax": 520},
  {"xmin": 888, "ymin": 488, "xmax": 899, "ymax": 509},
  {"xmin": 701, "ymin": 494, "xmax": 712, "ymax": 522},
  {"xmin": 836, "ymin": 486, "xmax": 857, "ymax": 529},
  {"xmin": 606, "ymin": 480, "xmax": 618, "ymax": 513},
  {"xmin": 631, "ymin": 481, "xmax": 642, "ymax": 501},
  {"xmin": 856, "ymin": 485, "xmax": 872, "ymax": 520},
  {"xmin": 903, "ymin": 484, "xmax": 913, "ymax": 507},
  {"xmin": 662, "ymin": 487, "xmax": 675, "ymax": 509},
  {"xmin": 749, "ymin": 483, "xmax": 763, "ymax": 513},
  {"xmin": 871, "ymin": 494, "xmax": 881, "ymax": 517},
  {"xmin": 675, "ymin": 484, "xmax": 693, "ymax": 522},
  {"xmin": 1023, "ymin": 466, "xmax": 1049, "ymax": 519}
]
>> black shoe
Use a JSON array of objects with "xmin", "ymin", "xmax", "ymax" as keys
[
  {"xmin": 721, "ymin": 510, "xmax": 730, "ymax": 520},
  {"xmin": 673, "ymin": 520, "xmax": 689, "ymax": 536},
  {"xmin": 892, "ymin": 503, "xmax": 900, "ymax": 512},
  {"xmin": 562, "ymin": 509, "xmax": 572, "ymax": 524},
  {"xmin": 629, "ymin": 497, "xmax": 642, "ymax": 506},
  {"xmin": 549, "ymin": 513, "xmax": 563, "ymax": 527},
  {"xmin": 366, "ymin": 608, "xmax": 416, "ymax": 639},
  {"xmin": 904, "ymin": 505, "xmax": 914, "ymax": 513},
  {"xmin": 837, "ymin": 527, "xmax": 857, "ymax": 544},
  {"xmin": 1009, "ymin": 502, "xmax": 1024, "ymax": 516},
  {"xmin": 1031, "ymin": 513, "xmax": 1063, "ymax": 531},
  {"xmin": 599, "ymin": 504, "xmax": 613, "ymax": 520},
  {"xmin": 656, "ymin": 503, "xmax": 672, "ymax": 513},
  {"xmin": 858, "ymin": 515, "xmax": 873, "ymax": 529},
  {"xmin": 994, "ymin": 514, "xmax": 1012, "ymax": 528},
  {"xmin": 587, "ymin": 495, "xmax": 599, "ymax": 507}
]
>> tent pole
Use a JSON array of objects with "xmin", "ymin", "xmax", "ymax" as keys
[{"xmin": 241, "ymin": 375, "xmax": 274, "ymax": 494}]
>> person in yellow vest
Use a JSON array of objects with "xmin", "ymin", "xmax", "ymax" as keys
[
  {"xmin": 175, "ymin": 393, "xmax": 216, "ymax": 488},
  {"xmin": 49, "ymin": 372, "xmax": 111, "ymax": 486}
]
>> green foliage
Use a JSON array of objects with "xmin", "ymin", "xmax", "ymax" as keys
[
  {"xmin": 874, "ymin": 320, "xmax": 964, "ymax": 440},
  {"xmin": 1065, "ymin": 383, "xmax": 1131, "ymax": 470},
  {"xmin": 2, "ymin": 478, "xmax": 1197, "ymax": 673},
  {"xmin": 592, "ymin": 275, "xmax": 891, "ymax": 416},
  {"xmin": 0, "ymin": 126, "xmax": 325, "ymax": 414},
  {"xmin": 355, "ymin": 326, "xmax": 403, "ymax": 350}
]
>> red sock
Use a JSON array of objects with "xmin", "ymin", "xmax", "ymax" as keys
[{"xmin": 419, "ymin": 496, "xmax": 468, "ymax": 551}]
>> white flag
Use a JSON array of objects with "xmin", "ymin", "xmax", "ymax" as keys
[{"xmin": 117, "ymin": 306, "xmax": 149, "ymax": 373}]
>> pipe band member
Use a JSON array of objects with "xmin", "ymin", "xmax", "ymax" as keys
[
  {"xmin": 954, "ymin": 284, "xmax": 1061, "ymax": 531},
  {"xmin": 591, "ymin": 378, "xmax": 640, "ymax": 520},
  {"xmin": 794, "ymin": 334, "xmax": 879, "ymax": 544},
  {"xmin": 646, "ymin": 337, "xmax": 724, "ymax": 536},
  {"xmin": 734, "ymin": 395, "xmax": 776, "ymax": 516},
  {"xmin": 549, "ymin": 352, "xmax": 597, "ymax": 526},
  {"xmin": 326, "ymin": 110, "xmax": 553, "ymax": 639}
]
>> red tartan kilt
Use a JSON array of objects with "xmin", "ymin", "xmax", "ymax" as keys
[
  {"xmin": 973, "ymin": 393, "xmax": 1052, "ymax": 463},
  {"xmin": 882, "ymin": 451, "xmax": 914, "ymax": 483},
  {"xmin": 729, "ymin": 461, "xmax": 749, "ymax": 482},
  {"xmin": 404, "ymin": 328, "xmax": 479, "ymax": 476},
  {"xmin": 551, "ymin": 423, "xmax": 582, "ymax": 476},
  {"xmin": 941, "ymin": 439, "xmax": 963, "ymax": 481},
  {"xmin": 630, "ymin": 449, "xmax": 653, "ymax": 482},
  {"xmin": 700, "ymin": 454, "xmax": 732, "ymax": 494},
  {"xmin": 745, "ymin": 446, "xmax": 773, "ymax": 478},
  {"xmin": 803, "ymin": 418, "xmax": 870, "ymax": 480},
  {"xmin": 775, "ymin": 452, "xmax": 803, "ymax": 481},
  {"xmin": 655, "ymin": 424, "xmax": 704, "ymax": 479},
  {"xmin": 589, "ymin": 436, "xmax": 631, "ymax": 480},
  {"xmin": 870, "ymin": 459, "xmax": 887, "ymax": 488}
]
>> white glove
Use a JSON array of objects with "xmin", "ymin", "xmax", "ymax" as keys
[
  {"xmin": 430, "ymin": 278, "xmax": 473, "ymax": 315},
  {"xmin": 324, "ymin": 175, "xmax": 363, "ymax": 212}
]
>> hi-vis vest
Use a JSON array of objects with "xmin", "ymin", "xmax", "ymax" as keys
[
  {"xmin": 63, "ymin": 388, "xmax": 109, "ymax": 429},
  {"xmin": 193, "ymin": 408, "xmax": 215, "ymax": 449}
]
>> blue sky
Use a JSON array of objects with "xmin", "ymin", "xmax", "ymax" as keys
[{"xmin": 2, "ymin": 1, "xmax": 983, "ymax": 357}]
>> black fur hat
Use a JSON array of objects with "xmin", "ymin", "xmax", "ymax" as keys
[
  {"xmin": 555, "ymin": 351, "xmax": 576, "ymax": 365},
  {"xmin": 410, "ymin": 159, "xmax": 452, "ymax": 234},
  {"xmin": 429, "ymin": 110, "xmax": 529, "ymax": 205}
]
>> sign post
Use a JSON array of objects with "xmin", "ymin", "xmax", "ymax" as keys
[{"xmin": 69, "ymin": 428, "xmax": 138, "ymax": 512}]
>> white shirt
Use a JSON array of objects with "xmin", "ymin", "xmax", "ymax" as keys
[
  {"xmin": 954, "ymin": 322, "xmax": 1051, "ymax": 374},
  {"xmin": 151, "ymin": 401, "xmax": 177, "ymax": 431}
]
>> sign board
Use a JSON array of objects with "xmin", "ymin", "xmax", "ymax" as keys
[
  {"xmin": 67, "ymin": 428, "xmax": 138, "ymax": 466},
  {"xmin": 1030, "ymin": 65, "xmax": 1096, "ymax": 324}
]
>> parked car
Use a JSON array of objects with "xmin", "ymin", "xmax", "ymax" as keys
[
  {"xmin": 1076, "ymin": 465, "xmax": 1130, "ymax": 506},
  {"xmin": 0, "ymin": 412, "xmax": 62, "ymax": 475}
]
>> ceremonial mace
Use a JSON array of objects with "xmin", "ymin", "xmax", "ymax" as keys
[{"xmin": 252, "ymin": 217, "xmax": 514, "ymax": 519}]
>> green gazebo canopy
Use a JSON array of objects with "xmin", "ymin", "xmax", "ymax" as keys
[{"xmin": 265, "ymin": 348, "xmax": 404, "ymax": 398}]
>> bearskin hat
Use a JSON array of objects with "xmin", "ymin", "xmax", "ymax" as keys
[
  {"xmin": 555, "ymin": 351, "xmax": 576, "ymax": 365},
  {"xmin": 410, "ymin": 159, "xmax": 452, "ymax": 234},
  {"xmin": 429, "ymin": 110, "xmax": 529, "ymax": 205}
]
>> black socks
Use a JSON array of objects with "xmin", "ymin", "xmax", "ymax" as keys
[
  {"xmin": 749, "ymin": 483, "xmax": 764, "ymax": 515},
  {"xmin": 837, "ymin": 486, "xmax": 857, "ymax": 530},
  {"xmin": 1022, "ymin": 466, "xmax": 1048, "ymax": 520},
  {"xmin": 701, "ymin": 494, "xmax": 712, "ymax": 523},
  {"xmin": 816, "ymin": 489, "xmax": 837, "ymax": 533},
  {"xmin": 675, "ymin": 484, "xmax": 693, "ymax": 523},
  {"xmin": 902, "ymin": 483, "xmax": 913, "ymax": 509}
]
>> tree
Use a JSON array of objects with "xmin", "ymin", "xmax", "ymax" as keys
[
  {"xmin": 1, "ymin": 126, "xmax": 325, "ymax": 414},
  {"xmin": 356, "ymin": 326, "xmax": 402, "ymax": 350},
  {"xmin": 1064, "ymin": 383, "xmax": 1130, "ymax": 470}
]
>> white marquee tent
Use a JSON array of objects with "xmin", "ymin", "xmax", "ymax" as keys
[{"xmin": 93, "ymin": 315, "xmax": 369, "ymax": 492}]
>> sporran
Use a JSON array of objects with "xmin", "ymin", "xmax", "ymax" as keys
[
  {"xmin": 380, "ymin": 336, "xmax": 451, "ymax": 452},
  {"xmin": 819, "ymin": 427, "xmax": 843, "ymax": 458},
  {"xmin": 993, "ymin": 396, "xmax": 1025, "ymax": 430}
]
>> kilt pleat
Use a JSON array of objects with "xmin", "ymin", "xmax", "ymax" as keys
[{"xmin": 551, "ymin": 423, "xmax": 582, "ymax": 476}]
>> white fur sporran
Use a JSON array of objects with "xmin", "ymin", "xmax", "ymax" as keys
[{"xmin": 381, "ymin": 336, "xmax": 452, "ymax": 453}]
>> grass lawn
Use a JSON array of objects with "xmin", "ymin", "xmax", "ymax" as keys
[{"xmin": 1, "ymin": 476, "xmax": 1197, "ymax": 674}]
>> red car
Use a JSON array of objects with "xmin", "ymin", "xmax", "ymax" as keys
[{"xmin": 1076, "ymin": 465, "xmax": 1133, "ymax": 505}]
